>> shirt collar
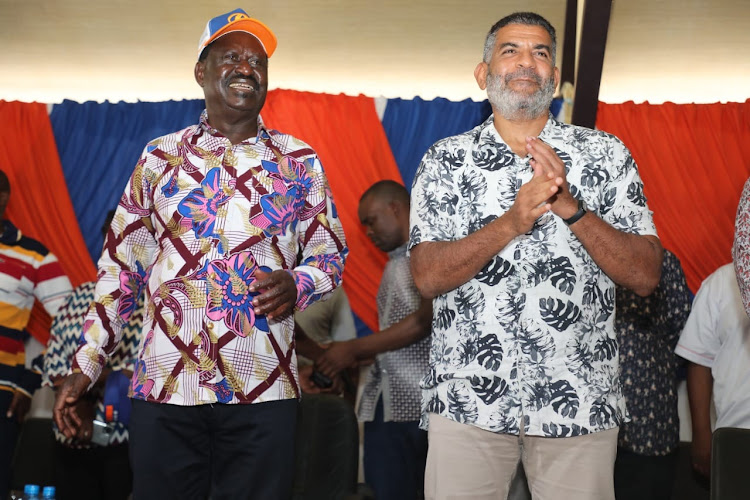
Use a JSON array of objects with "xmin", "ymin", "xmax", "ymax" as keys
[
  {"xmin": 198, "ymin": 109, "xmax": 271, "ymax": 143},
  {"xmin": 0, "ymin": 220, "xmax": 21, "ymax": 245},
  {"xmin": 479, "ymin": 112, "xmax": 558, "ymax": 150},
  {"xmin": 388, "ymin": 242, "xmax": 408, "ymax": 260}
]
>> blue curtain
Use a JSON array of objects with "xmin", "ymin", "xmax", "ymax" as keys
[
  {"xmin": 50, "ymin": 99, "xmax": 205, "ymax": 262},
  {"xmin": 382, "ymin": 96, "xmax": 564, "ymax": 190},
  {"xmin": 381, "ymin": 97, "xmax": 492, "ymax": 190}
]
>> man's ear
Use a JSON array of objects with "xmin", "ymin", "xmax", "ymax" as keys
[
  {"xmin": 474, "ymin": 61, "xmax": 489, "ymax": 91},
  {"xmin": 195, "ymin": 61, "xmax": 205, "ymax": 87}
]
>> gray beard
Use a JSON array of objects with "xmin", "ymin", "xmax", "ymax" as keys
[{"xmin": 486, "ymin": 69, "xmax": 556, "ymax": 121}]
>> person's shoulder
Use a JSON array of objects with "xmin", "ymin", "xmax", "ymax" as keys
[
  {"xmin": 15, "ymin": 233, "xmax": 51, "ymax": 258},
  {"xmin": 432, "ymin": 120, "xmax": 487, "ymax": 151},
  {"xmin": 693, "ymin": 263, "xmax": 736, "ymax": 303},
  {"xmin": 143, "ymin": 124, "xmax": 201, "ymax": 152},
  {"xmin": 264, "ymin": 129, "xmax": 318, "ymax": 158},
  {"xmin": 553, "ymin": 119, "xmax": 625, "ymax": 148}
]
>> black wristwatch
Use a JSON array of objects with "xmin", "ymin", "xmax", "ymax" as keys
[{"xmin": 563, "ymin": 198, "xmax": 587, "ymax": 226}]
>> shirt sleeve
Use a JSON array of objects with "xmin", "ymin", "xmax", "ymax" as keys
[
  {"xmin": 409, "ymin": 141, "xmax": 460, "ymax": 251},
  {"xmin": 72, "ymin": 156, "xmax": 159, "ymax": 385},
  {"xmin": 656, "ymin": 251, "xmax": 693, "ymax": 349},
  {"xmin": 600, "ymin": 138, "xmax": 658, "ymax": 238},
  {"xmin": 33, "ymin": 252, "xmax": 73, "ymax": 318},
  {"xmin": 675, "ymin": 268, "xmax": 725, "ymax": 368},
  {"xmin": 733, "ymin": 178, "xmax": 750, "ymax": 318},
  {"xmin": 289, "ymin": 156, "xmax": 348, "ymax": 311}
]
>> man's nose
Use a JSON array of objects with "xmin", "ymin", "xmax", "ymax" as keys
[
  {"xmin": 235, "ymin": 59, "xmax": 252, "ymax": 75},
  {"xmin": 517, "ymin": 49, "xmax": 536, "ymax": 68}
]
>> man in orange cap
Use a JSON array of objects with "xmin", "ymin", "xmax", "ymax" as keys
[{"xmin": 52, "ymin": 9, "xmax": 348, "ymax": 499}]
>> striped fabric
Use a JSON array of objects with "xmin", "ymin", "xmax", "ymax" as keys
[{"xmin": 0, "ymin": 220, "xmax": 72, "ymax": 397}]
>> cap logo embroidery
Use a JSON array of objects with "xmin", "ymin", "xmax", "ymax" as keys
[{"xmin": 228, "ymin": 13, "xmax": 249, "ymax": 22}]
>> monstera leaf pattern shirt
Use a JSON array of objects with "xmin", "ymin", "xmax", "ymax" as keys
[
  {"xmin": 409, "ymin": 114, "xmax": 657, "ymax": 437},
  {"xmin": 72, "ymin": 111, "xmax": 347, "ymax": 406}
]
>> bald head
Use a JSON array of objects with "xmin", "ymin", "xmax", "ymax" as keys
[
  {"xmin": 359, "ymin": 180, "xmax": 409, "ymax": 207},
  {"xmin": 358, "ymin": 180, "xmax": 411, "ymax": 252}
]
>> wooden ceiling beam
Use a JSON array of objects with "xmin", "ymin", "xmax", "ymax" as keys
[{"xmin": 571, "ymin": 0, "xmax": 613, "ymax": 128}]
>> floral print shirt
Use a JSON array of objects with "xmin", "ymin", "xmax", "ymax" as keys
[
  {"xmin": 615, "ymin": 250, "xmax": 692, "ymax": 456},
  {"xmin": 734, "ymin": 178, "xmax": 750, "ymax": 318},
  {"xmin": 72, "ymin": 111, "xmax": 348, "ymax": 406},
  {"xmin": 409, "ymin": 115, "xmax": 658, "ymax": 437}
]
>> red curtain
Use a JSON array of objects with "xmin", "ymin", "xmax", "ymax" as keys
[
  {"xmin": 597, "ymin": 100, "xmax": 750, "ymax": 292},
  {"xmin": 0, "ymin": 101, "xmax": 96, "ymax": 343},
  {"xmin": 262, "ymin": 90, "xmax": 403, "ymax": 331}
]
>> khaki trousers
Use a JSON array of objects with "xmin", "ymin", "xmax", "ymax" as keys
[{"xmin": 424, "ymin": 413, "xmax": 618, "ymax": 500}]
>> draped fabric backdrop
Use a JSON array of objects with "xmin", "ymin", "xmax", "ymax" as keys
[
  {"xmin": 1, "ymin": 95, "xmax": 748, "ymax": 344},
  {"xmin": 596, "ymin": 100, "xmax": 750, "ymax": 292},
  {"xmin": 0, "ymin": 101, "xmax": 95, "ymax": 344}
]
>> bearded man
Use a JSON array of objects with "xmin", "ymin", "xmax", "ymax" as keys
[{"xmin": 408, "ymin": 12, "xmax": 663, "ymax": 500}]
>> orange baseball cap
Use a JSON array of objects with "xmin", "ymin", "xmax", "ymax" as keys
[{"xmin": 198, "ymin": 8, "xmax": 277, "ymax": 60}]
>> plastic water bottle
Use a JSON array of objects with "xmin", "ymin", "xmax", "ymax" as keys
[
  {"xmin": 22, "ymin": 484, "xmax": 40, "ymax": 500},
  {"xmin": 42, "ymin": 486, "xmax": 56, "ymax": 500}
]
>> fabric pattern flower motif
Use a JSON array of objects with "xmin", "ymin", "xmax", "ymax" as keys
[
  {"xmin": 178, "ymin": 167, "xmax": 235, "ymax": 251},
  {"xmin": 250, "ymin": 157, "xmax": 314, "ymax": 236},
  {"xmin": 131, "ymin": 330, "xmax": 155, "ymax": 399},
  {"xmin": 117, "ymin": 262, "xmax": 145, "ymax": 322},
  {"xmin": 206, "ymin": 252, "xmax": 267, "ymax": 337}
]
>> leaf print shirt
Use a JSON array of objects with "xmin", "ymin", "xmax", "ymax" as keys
[
  {"xmin": 72, "ymin": 111, "xmax": 348, "ymax": 406},
  {"xmin": 409, "ymin": 115, "xmax": 657, "ymax": 437}
]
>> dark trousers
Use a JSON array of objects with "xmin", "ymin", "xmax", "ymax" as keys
[
  {"xmin": 364, "ymin": 398, "xmax": 428, "ymax": 500},
  {"xmin": 53, "ymin": 441, "xmax": 132, "ymax": 500},
  {"xmin": 614, "ymin": 447, "xmax": 678, "ymax": 500},
  {"xmin": 129, "ymin": 398, "xmax": 298, "ymax": 500},
  {"xmin": 0, "ymin": 392, "xmax": 19, "ymax": 500}
]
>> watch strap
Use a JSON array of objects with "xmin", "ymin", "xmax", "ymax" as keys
[{"xmin": 563, "ymin": 198, "xmax": 586, "ymax": 226}]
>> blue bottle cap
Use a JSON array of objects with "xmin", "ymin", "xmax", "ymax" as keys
[
  {"xmin": 42, "ymin": 486, "xmax": 56, "ymax": 498},
  {"xmin": 24, "ymin": 484, "xmax": 40, "ymax": 495}
]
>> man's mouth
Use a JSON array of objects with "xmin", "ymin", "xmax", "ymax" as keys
[{"xmin": 229, "ymin": 81, "xmax": 256, "ymax": 92}]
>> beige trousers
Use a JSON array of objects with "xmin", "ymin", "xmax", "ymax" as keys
[{"xmin": 424, "ymin": 414, "xmax": 618, "ymax": 500}]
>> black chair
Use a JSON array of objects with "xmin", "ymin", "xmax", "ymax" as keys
[
  {"xmin": 292, "ymin": 394, "xmax": 361, "ymax": 500},
  {"xmin": 710, "ymin": 427, "xmax": 750, "ymax": 500},
  {"xmin": 9, "ymin": 417, "xmax": 56, "ymax": 492}
]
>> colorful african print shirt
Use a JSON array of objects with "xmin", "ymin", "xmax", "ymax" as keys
[
  {"xmin": 44, "ymin": 281, "xmax": 144, "ymax": 446},
  {"xmin": 72, "ymin": 111, "xmax": 347, "ymax": 406},
  {"xmin": 358, "ymin": 244, "xmax": 430, "ymax": 422},
  {"xmin": 409, "ymin": 114, "xmax": 658, "ymax": 437},
  {"xmin": 0, "ymin": 220, "xmax": 71, "ymax": 399},
  {"xmin": 733, "ymin": 178, "xmax": 750, "ymax": 318},
  {"xmin": 615, "ymin": 250, "xmax": 692, "ymax": 456}
]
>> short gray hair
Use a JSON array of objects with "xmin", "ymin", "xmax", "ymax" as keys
[{"xmin": 483, "ymin": 12, "xmax": 557, "ymax": 66}]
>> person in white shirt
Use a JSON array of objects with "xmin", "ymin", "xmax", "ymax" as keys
[{"xmin": 675, "ymin": 263, "xmax": 750, "ymax": 478}]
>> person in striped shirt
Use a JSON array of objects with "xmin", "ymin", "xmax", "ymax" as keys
[{"xmin": 0, "ymin": 170, "xmax": 72, "ymax": 498}]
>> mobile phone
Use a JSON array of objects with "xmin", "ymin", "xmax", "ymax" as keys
[
  {"xmin": 91, "ymin": 419, "xmax": 114, "ymax": 446},
  {"xmin": 311, "ymin": 370, "xmax": 333, "ymax": 389}
]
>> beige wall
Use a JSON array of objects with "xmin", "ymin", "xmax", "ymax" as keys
[{"xmin": 0, "ymin": 0, "xmax": 748, "ymax": 104}]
